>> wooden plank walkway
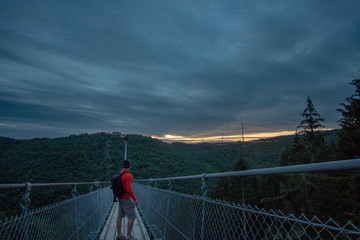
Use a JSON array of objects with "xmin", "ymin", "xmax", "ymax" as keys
[{"xmin": 99, "ymin": 203, "xmax": 150, "ymax": 240}]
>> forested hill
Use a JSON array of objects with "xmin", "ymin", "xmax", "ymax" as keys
[
  {"xmin": 0, "ymin": 132, "xmax": 215, "ymax": 217},
  {"xmin": 172, "ymin": 130, "xmax": 340, "ymax": 171},
  {"xmin": 0, "ymin": 130, "xmax": 340, "ymax": 218},
  {"xmin": 172, "ymin": 135, "xmax": 294, "ymax": 171},
  {"xmin": 0, "ymin": 130, "xmax": 339, "ymax": 186},
  {"xmin": 0, "ymin": 133, "xmax": 215, "ymax": 185}
]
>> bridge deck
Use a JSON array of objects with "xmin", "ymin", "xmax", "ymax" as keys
[{"xmin": 99, "ymin": 202, "xmax": 150, "ymax": 240}]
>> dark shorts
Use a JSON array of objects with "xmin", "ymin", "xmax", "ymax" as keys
[{"xmin": 118, "ymin": 198, "xmax": 136, "ymax": 220}]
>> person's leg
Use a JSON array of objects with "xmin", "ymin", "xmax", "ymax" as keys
[
  {"xmin": 117, "ymin": 201, "xmax": 126, "ymax": 239},
  {"xmin": 122, "ymin": 198, "xmax": 137, "ymax": 238},
  {"xmin": 126, "ymin": 219, "xmax": 135, "ymax": 237},
  {"xmin": 116, "ymin": 217, "xmax": 123, "ymax": 235}
]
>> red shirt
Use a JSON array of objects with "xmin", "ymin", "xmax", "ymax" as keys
[{"xmin": 120, "ymin": 169, "xmax": 137, "ymax": 202}]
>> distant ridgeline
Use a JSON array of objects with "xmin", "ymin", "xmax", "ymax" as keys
[
  {"xmin": 172, "ymin": 135, "xmax": 294, "ymax": 170},
  {"xmin": 0, "ymin": 130, "xmax": 346, "ymax": 220},
  {"xmin": 0, "ymin": 133, "xmax": 214, "ymax": 218}
]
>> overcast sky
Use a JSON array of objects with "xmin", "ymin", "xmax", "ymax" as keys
[{"xmin": 0, "ymin": 1, "xmax": 359, "ymax": 142}]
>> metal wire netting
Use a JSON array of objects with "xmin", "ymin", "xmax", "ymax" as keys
[
  {"xmin": 133, "ymin": 183, "xmax": 360, "ymax": 240},
  {"xmin": 0, "ymin": 186, "xmax": 113, "ymax": 240}
]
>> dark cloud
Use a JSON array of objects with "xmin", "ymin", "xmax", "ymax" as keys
[{"xmin": 0, "ymin": 0, "xmax": 359, "ymax": 140}]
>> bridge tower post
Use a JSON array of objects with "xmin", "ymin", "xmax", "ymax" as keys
[
  {"xmin": 124, "ymin": 141, "xmax": 128, "ymax": 160},
  {"xmin": 19, "ymin": 182, "xmax": 31, "ymax": 240}
]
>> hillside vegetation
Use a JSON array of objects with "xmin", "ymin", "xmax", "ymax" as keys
[
  {"xmin": 0, "ymin": 129, "xmax": 339, "ymax": 218},
  {"xmin": 0, "ymin": 129, "xmax": 310, "ymax": 217},
  {"xmin": 0, "ymin": 133, "xmax": 215, "ymax": 218},
  {"xmin": 0, "ymin": 128, "xmax": 358, "ymax": 227},
  {"xmin": 172, "ymin": 135, "xmax": 295, "ymax": 171}
]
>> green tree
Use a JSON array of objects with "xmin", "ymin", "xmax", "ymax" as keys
[
  {"xmin": 230, "ymin": 153, "xmax": 248, "ymax": 203},
  {"xmin": 292, "ymin": 130, "xmax": 305, "ymax": 154},
  {"xmin": 229, "ymin": 153, "xmax": 261, "ymax": 205},
  {"xmin": 211, "ymin": 168, "xmax": 232, "ymax": 202},
  {"xmin": 279, "ymin": 147, "xmax": 290, "ymax": 166},
  {"xmin": 337, "ymin": 78, "xmax": 360, "ymax": 159},
  {"xmin": 297, "ymin": 96, "xmax": 325, "ymax": 163},
  {"xmin": 281, "ymin": 130, "xmax": 309, "ymax": 166},
  {"xmin": 211, "ymin": 154, "xmax": 249, "ymax": 203}
]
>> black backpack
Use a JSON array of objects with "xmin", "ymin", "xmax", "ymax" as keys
[{"xmin": 111, "ymin": 171, "xmax": 129, "ymax": 200}]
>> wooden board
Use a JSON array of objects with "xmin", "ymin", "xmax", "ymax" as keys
[{"xmin": 99, "ymin": 203, "xmax": 150, "ymax": 240}]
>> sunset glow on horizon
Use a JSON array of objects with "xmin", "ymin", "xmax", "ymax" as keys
[{"xmin": 152, "ymin": 130, "xmax": 298, "ymax": 143}]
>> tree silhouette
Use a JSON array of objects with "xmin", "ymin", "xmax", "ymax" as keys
[
  {"xmin": 338, "ymin": 79, "xmax": 360, "ymax": 130},
  {"xmin": 337, "ymin": 78, "xmax": 360, "ymax": 158},
  {"xmin": 211, "ymin": 167, "xmax": 232, "ymax": 202},
  {"xmin": 297, "ymin": 96, "xmax": 325, "ymax": 163}
]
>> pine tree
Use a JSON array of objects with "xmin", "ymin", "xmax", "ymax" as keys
[
  {"xmin": 233, "ymin": 152, "xmax": 248, "ymax": 171},
  {"xmin": 297, "ymin": 96, "xmax": 325, "ymax": 163},
  {"xmin": 337, "ymin": 79, "xmax": 360, "ymax": 159},
  {"xmin": 279, "ymin": 147, "xmax": 290, "ymax": 166},
  {"xmin": 292, "ymin": 130, "xmax": 305, "ymax": 153},
  {"xmin": 338, "ymin": 79, "xmax": 360, "ymax": 130},
  {"xmin": 230, "ymin": 153, "xmax": 248, "ymax": 203},
  {"xmin": 229, "ymin": 153, "xmax": 262, "ymax": 205},
  {"xmin": 211, "ymin": 167, "xmax": 232, "ymax": 202},
  {"xmin": 298, "ymin": 96, "xmax": 325, "ymax": 133},
  {"xmin": 287, "ymin": 130, "xmax": 309, "ymax": 165}
]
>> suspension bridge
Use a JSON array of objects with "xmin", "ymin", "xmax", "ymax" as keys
[{"xmin": 1, "ymin": 159, "xmax": 360, "ymax": 239}]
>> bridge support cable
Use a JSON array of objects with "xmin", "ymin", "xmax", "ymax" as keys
[
  {"xmin": 137, "ymin": 159, "xmax": 360, "ymax": 182},
  {"xmin": 134, "ymin": 159, "xmax": 360, "ymax": 240},
  {"xmin": 0, "ymin": 181, "xmax": 113, "ymax": 240}
]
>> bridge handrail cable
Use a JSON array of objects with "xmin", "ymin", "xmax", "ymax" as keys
[
  {"xmin": 0, "ymin": 181, "xmax": 110, "ymax": 190},
  {"xmin": 136, "ymin": 158, "xmax": 360, "ymax": 182}
]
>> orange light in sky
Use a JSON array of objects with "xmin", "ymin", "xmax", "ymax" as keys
[{"xmin": 153, "ymin": 130, "xmax": 298, "ymax": 143}]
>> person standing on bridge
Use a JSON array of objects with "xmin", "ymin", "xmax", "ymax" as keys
[{"xmin": 116, "ymin": 160, "xmax": 138, "ymax": 240}]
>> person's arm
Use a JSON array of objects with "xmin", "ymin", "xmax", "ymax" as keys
[{"xmin": 125, "ymin": 174, "xmax": 137, "ymax": 202}]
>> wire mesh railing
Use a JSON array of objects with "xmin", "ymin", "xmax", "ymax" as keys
[
  {"xmin": 0, "ymin": 184, "xmax": 113, "ymax": 240},
  {"xmin": 133, "ymin": 183, "xmax": 360, "ymax": 240},
  {"xmin": 133, "ymin": 159, "xmax": 360, "ymax": 240},
  {"xmin": 1, "ymin": 159, "xmax": 359, "ymax": 239}
]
